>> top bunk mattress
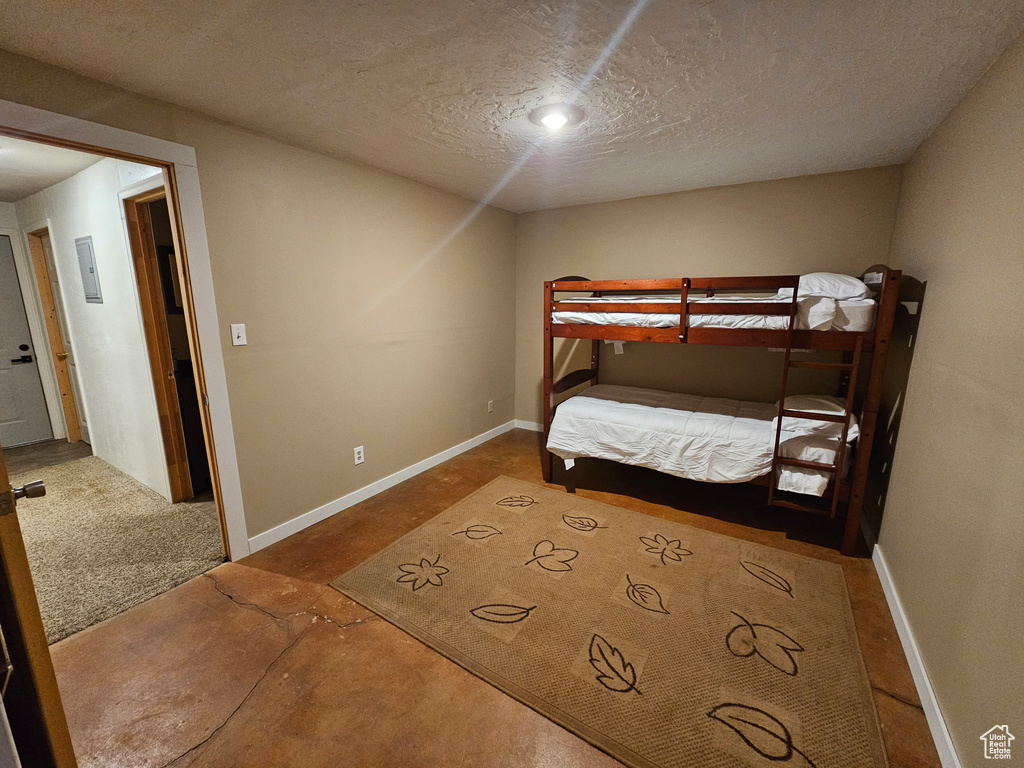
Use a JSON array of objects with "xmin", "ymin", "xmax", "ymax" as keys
[{"xmin": 551, "ymin": 294, "xmax": 876, "ymax": 332}]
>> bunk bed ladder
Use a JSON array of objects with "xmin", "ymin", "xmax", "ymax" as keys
[
  {"xmin": 769, "ymin": 336, "xmax": 864, "ymax": 518},
  {"xmin": 767, "ymin": 288, "xmax": 799, "ymax": 510}
]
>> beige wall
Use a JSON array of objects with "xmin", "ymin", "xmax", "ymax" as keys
[
  {"xmin": 515, "ymin": 167, "xmax": 903, "ymax": 423},
  {"xmin": 0, "ymin": 50, "xmax": 517, "ymax": 539},
  {"xmin": 880, "ymin": 33, "xmax": 1024, "ymax": 766}
]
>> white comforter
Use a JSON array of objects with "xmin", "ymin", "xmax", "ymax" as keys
[
  {"xmin": 551, "ymin": 294, "xmax": 876, "ymax": 332},
  {"xmin": 546, "ymin": 385, "xmax": 856, "ymax": 496}
]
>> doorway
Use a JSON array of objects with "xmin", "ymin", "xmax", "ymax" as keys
[
  {"xmin": 0, "ymin": 134, "xmax": 226, "ymax": 643},
  {"xmin": 123, "ymin": 189, "xmax": 212, "ymax": 501}
]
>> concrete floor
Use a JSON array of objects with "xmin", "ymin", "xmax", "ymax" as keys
[{"xmin": 48, "ymin": 429, "xmax": 940, "ymax": 767}]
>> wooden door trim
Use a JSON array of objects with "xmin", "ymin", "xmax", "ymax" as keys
[
  {"xmin": 124, "ymin": 191, "xmax": 193, "ymax": 503},
  {"xmin": 162, "ymin": 168, "xmax": 233, "ymax": 557},
  {"xmin": 25, "ymin": 230, "xmax": 82, "ymax": 444},
  {"xmin": 0, "ymin": 451, "xmax": 78, "ymax": 767}
]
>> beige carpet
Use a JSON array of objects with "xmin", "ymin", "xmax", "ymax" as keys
[
  {"xmin": 332, "ymin": 476, "xmax": 887, "ymax": 768},
  {"xmin": 13, "ymin": 456, "xmax": 224, "ymax": 644}
]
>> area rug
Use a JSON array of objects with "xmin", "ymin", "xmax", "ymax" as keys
[
  {"xmin": 13, "ymin": 456, "xmax": 224, "ymax": 644},
  {"xmin": 331, "ymin": 476, "xmax": 887, "ymax": 768}
]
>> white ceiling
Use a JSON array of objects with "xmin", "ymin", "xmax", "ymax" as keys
[
  {"xmin": 1, "ymin": 1, "xmax": 1023, "ymax": 212},
  {"xmin": 0, "ymin": 136, "xmax": 102, "ymax": 203}
]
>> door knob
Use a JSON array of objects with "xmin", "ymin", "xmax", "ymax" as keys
[{"xmin": 12, "ymin": 480, "xmax": 46, "ymax": 500}]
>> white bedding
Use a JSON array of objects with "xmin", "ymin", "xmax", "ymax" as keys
[
  {"xmin": 546, "ymin": 384, "xmax": 856, "ymax": 496},
  {"xmin": 551, "ymin": 294, "xmax": 876, "ymax": 332}
]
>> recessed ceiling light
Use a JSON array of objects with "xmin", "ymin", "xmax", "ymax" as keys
[
  {"xmin": 528, "ymin": 103, "xmax": 584, "ymax": 131},
  {"xmin": 541, "ymin": 112, "xmax": 569, "ymax": 130}
]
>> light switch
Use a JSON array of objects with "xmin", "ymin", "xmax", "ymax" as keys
[{"xmin": 230, "ymin": 324, "xmax": 247, "ymax": 346}]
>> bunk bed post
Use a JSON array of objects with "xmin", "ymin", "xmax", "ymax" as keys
[
  {"xmin": 542, "ymin": 281, "xmax": 555, "ymax": 482},
  {"xmin": 841, "ymin": 267, "xmax": 902, "ymax": 555}
]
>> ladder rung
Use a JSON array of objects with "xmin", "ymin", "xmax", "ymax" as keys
[
  {"xmin": 770, "ymin": 498, "xmax": 832, "ymax": 516},
  {"xmin": 788, "ymin": 361, "xmax": 854, "ymax": 370},
  {"xmin": 781, "ymin": 409, "xmax": 847, "ymax": 423},
  {"xmin": 775, "ymin": 457, "xmax": 838, "ymax": 472}
]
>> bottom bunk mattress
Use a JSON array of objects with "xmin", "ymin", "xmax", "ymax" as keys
[{"xmin": 546, "ymin": 384, "xmax": 857, "ymax": 496}]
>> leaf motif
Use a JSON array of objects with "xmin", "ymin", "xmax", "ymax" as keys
[
  {"xmin": 588, "ymin": 634, "xmax": 642, "ymax": 694},
  {"xmin": 562, "ymin": 514, "xmax": 606, "ymax": 532},
  {"xmin": 452, "ymin": 524, "xmax": 502, "ymax": 540},
  {"xmin": 625, "ymin": 575, "xmax": 669, "ymax": 614},
  {"xmin": 525, "ymin": 540, "xmax": 578, "ymax": 572},
  {"xmin": 707, "ymin": 704, "xmax": 818, "ymax": 767},
  {"xmin": 727, "ymin": 613, "xmax": 803, "ymax": 676},
  {"xmin": 496, "ymin": 495, "xmax": 536, "ymax": 508},
  {"xmin": 395, "ymin": 555, "xmax": 449, "ymax": 591},
  {"xmin": 640, "ymin": 534, "xmax": 692, "ymax": 565},
  {"xmin": 740, "ymin": 561, "xmax": 794, "ymax": 598},
  {"xmin": 470, "ymin": 603, "xmax": 536, "ymax": 624}
]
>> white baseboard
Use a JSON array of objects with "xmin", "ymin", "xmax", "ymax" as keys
[
  {"xmin": 872, "ymin": 545, "xmax": 962, "ymax": 768},
  {"xmin": 248, "ymin": 421, "xmax": 516, "ymax": 552},
  {"xmin": 514, "ymin": 419, "xmax": 543, "ymax": 432}
]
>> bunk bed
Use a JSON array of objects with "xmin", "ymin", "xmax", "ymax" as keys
[{"xmin": 541, "ymin": 265, "xmax": 901, "ymax": 556}]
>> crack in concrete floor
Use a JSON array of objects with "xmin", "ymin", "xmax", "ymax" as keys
[
  {"xmin": 163, "ymin": 622, "xmax": 310, "ymax": 768},
  {"xmin": 204, "ymin": 571, "xmax": 378, "ymax": 630},
  {"xmin": 155, "ymin": 573, "xmax": 380, "ymax": 767}
]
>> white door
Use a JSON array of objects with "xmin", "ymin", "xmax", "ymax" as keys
[
  {"xmin": 0, "ymin": 696, "xmax": 22, "ymax": 768},
  {"xmin": 0, "ymin": 235, "xmax": 53, "ymax": 447},
  {"xmin": 39, "ymin": 233, "xmax": 89, "ymax": 444}
]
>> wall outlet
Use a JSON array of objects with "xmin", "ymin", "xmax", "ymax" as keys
[
  {"xmin": 230, "ymin": 323, "xmax": 247, "ymax": 346},
  {"xmin": 354, "ymin": 446, "xmax": 364, "ymax": 465},
  {"xmin": 487, "ymin": 400, "xmax": 494, "ymax": 413}
]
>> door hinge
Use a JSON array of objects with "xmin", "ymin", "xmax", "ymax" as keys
[
  {"xmin": 0, "ymin": 490, "xmax": 15, "ymax": 517},
  {"xmin": 202, "ymin": 393, "xmax": 210, "ymax": 406}
]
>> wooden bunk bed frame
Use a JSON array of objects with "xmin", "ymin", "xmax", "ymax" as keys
[{"xmin": 541, "ymin": 264, "xmax": 902, "ymax": 556}]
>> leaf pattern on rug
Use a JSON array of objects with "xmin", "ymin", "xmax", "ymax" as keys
[
  {"xmin": 625, "ymin": 575, "xmax": 669, "ymax": 614},
  {"xmin": 707, "ymin": 704, "xmax": 818, "ymax": 767},
  {"xmin": 726, "ymin": 612, "xmax": 803, "ymax": 676},
  {"xmin": 396, "ymin": 555, "xmax": 449, "ymax": 591},
  {"xmin": 524, "ymin": 540, "xmax": 579, "ymax": 572},
  {"xmin": 470, "ymin": 603, "xmax": 536, "ymax": 624},
  {"xmin": 452, "ymin": 524, "xmax": 503, "ymax": 540},
  {"xmin": 740, "ymin": 561, "xmax": 794, "ymax": 598},
  {"xmin": 589, "ymin": 634, "xmax": 642, "ymax": 695},
  {"xmin": 640, "ymin": 534, "xmax": 692, "ymax": 565},
  {"xmin": 562, "ymin": 514, "xmax": 606, "ymax": 532},
  {"xmin": 496, "ymin": 495, "xmax": 536, "ymax": 508}
]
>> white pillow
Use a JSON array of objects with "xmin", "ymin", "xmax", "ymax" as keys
[
  {"xmin": 772, "ymin": 395, "xmax": 860, "ymax": 441},
  {"xmin": 797, "ymin": 272, "xmax": 872, "ymax": 300}
]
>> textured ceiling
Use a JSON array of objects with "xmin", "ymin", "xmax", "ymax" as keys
[
  {"xmin": 1, "ymin": 1, "xmax": 1023, "ymax": 212},
  {"xmin": 0, "ymin": 135, "xmax": 101, "ymax": 203}
]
